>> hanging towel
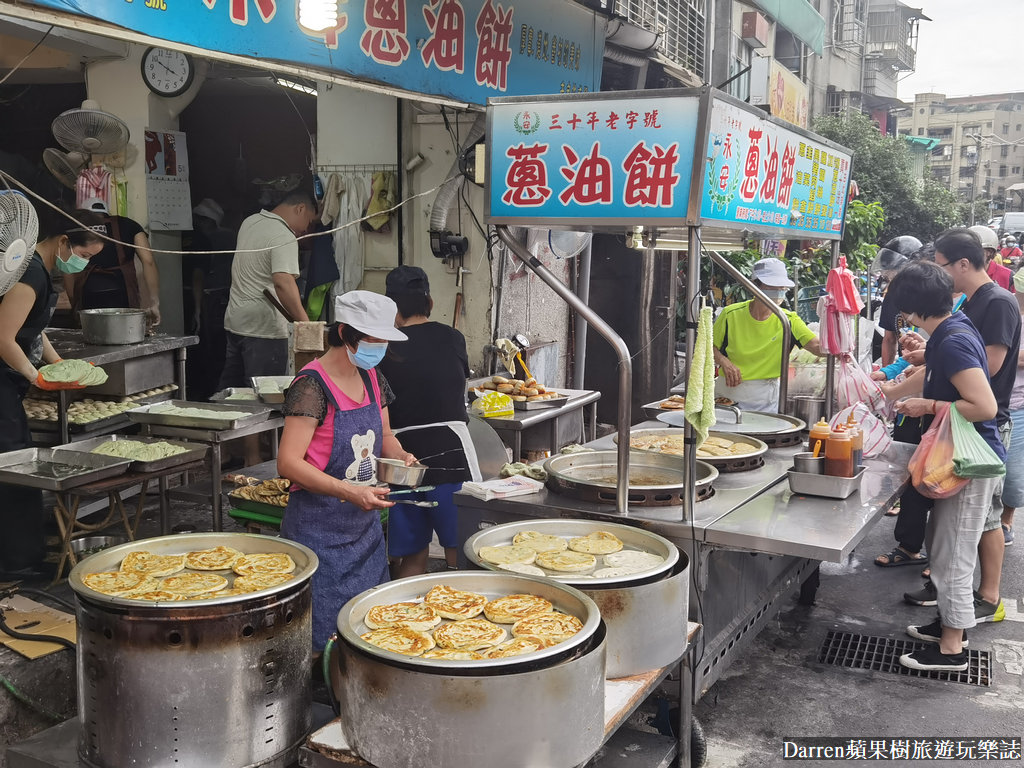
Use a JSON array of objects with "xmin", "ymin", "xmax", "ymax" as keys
[
  {"xmin": 362, "ymin": 171, "xmax": 396, "ymax": 232},
  {"xmin": 76, "ymin": 167, "xmax": 111, "ymax": 209},
  {"xmin": 685, "ymin": 306, "xmax": 717, "ymax": 445},
  {"xmin": 320, "ymin": 172, "xmax": 343, "ymax": 225}
]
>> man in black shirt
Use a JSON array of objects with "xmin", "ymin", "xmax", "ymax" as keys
[
  {"xmin": 378, "ymin": 266, "xmax": 470, "ymax": 577},
  {"xmin": 902, "ymin": 228, "xmax": 1020, "ymax": 622}
]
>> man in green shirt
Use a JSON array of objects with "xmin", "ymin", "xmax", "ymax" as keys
[{"xmin": 713, "ymin": 257, "xmax": 822, "ymax": 412}]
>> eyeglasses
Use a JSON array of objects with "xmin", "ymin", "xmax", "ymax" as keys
[{"xmin": 933, "ymin": 257, "xmax": 959, "ymax": 269}]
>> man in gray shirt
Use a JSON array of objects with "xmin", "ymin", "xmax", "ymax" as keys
[{"xmin": 221, "ymin": 189, "xmax": 315, "ymax": 463}]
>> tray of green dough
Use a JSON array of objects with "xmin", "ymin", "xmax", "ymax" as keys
[
  {"xmin": 251, "ymin": 376, "xmax": 294, "ymax": 405},
  {"xmin": 127, "ymin": 400, "xmax": 272, "ymax": 431},
  {"xmin": 38, "ymin": 359, "xmax": 109, "ymax": 388},
  {"xmin": 55, "ymin": 435, "xmax": 209, "ymax": 473},
  {"xmin": 210, "ymin": 387, "xmax": 259, "ymax": 403}
]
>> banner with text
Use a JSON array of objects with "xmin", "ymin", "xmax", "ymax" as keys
[
  {"xmin": 487, "ymin": 94, "xmax": 701, "ymax": 227},
  {"xmin": 699, "ymin": 97, "xmax": 851, "ymax": 238},
  {"xmin": 26, "ymin": 0, "xmax": 605, "ymax": 106}
]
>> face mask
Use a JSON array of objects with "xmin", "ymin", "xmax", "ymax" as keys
[
  {"xmin": 762, "ymin": 289, "xmax": 786, "ymax": 302},
  {"xmin": 56, "ymin": 244, "xmax": 90, "ymax": 274},
  {"xmin": 347, "ymin": 341, "xmax": 388, "ymax": 370}
]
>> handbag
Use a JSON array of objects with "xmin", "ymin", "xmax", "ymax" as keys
[
  {"xmin": 949, "ymin": 404, "xmax": 1006, "ymax": 478},
  {"xmin": 908, "ymin": 403, "xmax": 969, "ymax": 499}
]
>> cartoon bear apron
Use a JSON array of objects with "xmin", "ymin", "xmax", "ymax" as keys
[{"xmin": 281, "ymin": 367, "xmax": 390, "ymax": 649}]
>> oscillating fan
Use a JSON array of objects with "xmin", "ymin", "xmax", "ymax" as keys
[
  {"xmin": 527, "ymin": 228, "xmax": 592, "ymax": 260},
  {"xmin": 0, "ymin": 193, "xmax": 40, "ymax": 296},
  {"xmin": 42, "ymin": 148, "xmax": 87, "ymax": 189},
  {"xmin": 51, "ymin": 100, "xmax": 130, "ymax": 156}
]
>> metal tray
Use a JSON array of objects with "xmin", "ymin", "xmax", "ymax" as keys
[
  {"xmin": 464, "ymin": 519, "xmax": 678, "ymax": 587},
  {"xmin": 336, "ymin": 570, "xmax": 600, "ymax": 673},
  {"xmin": 210, "ymin": 387, "xmax": 259, "ymax": 403},
  {"xmin": 0, "ymin": 447, "xmax": 131, "ymax": 491},
  {"xmin": 69, "ymin": 532, "xmax": 318, "ymax": 607},
  {"xmin": 251, "ymin": 376, "xmax": 294, "ymax": 405},
  {"xmin": 787, "ymin": 465, "xmax": 866, "ymax": 499},
  {"xmin": 127, "ymin": 400, "xmax": 272, "ymax": 431},
  {"xmin": 616, "ymin": 428, "xmax": 768, "ymax": 471},
  {"xmin": 642, "ymin": 397, "xmax": 738, "ymax": 421},
  {"xmin": 53, "ymin": 435, "xmax": 209, "ymax": 473},
  {"xmin": 513, "ymin": 394, "xmax": 570, "ymax": 410}
]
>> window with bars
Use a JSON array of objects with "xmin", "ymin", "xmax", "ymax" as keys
[{"xmin": 619, "ymin": 0, "xmax": 706, "ymax": 78}]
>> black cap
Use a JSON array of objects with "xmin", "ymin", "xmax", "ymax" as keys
[{"xmin": 386, "ymin": 265, "xmax": 430, "ymax": 297}]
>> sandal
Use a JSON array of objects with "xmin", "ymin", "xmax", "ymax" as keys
[{"xmin": 874, "ymin": 547, "xmax": 928, "ymax": 568}]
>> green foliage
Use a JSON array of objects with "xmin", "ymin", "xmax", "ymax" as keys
[{"xmin": 812, "ymin": 112, "xmax": 961, "ymax": 243}]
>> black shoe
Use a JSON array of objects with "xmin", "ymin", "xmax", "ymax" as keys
[
  {"xmin": 904, "ymin": 579, "xmax": 937, "ymax": 606},
  {"xmin": 906, "ymin": 618, "xmax": 968, "ymax": 648},
  {"xmin": 899, "ymin": 645, "xmax": 968, "ymax": 672}
]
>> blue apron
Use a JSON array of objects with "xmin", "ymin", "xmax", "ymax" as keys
[{"xmin": 281, "ymin": 367, "xmax": 390, "ymax": 649}]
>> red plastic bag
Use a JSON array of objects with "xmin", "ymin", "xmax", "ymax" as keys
[
  {"xmin": 835, "ymin": 354, "xmax": 893, "ymax": 419},
  {"xmin": 826, "ymin": 256, "xmax": 864, "ymax": 315},
  {"xmin": 908, "ymin": 403, "xmax": 969, "ymax": 499}
]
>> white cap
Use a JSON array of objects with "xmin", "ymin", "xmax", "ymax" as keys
[
  {"xmin": 334, "ymin": 291, "xmax": 407, "ymax": 341},
  {"xmin": 192, "ymin": 198, "xmax": 224, "ymax": 226},
  {"xmin": 82, "ymin": 197, "xmax": 108, "ymax": 214},
  {"xmin": 751, "ymin": 257, "xmax": 794, "ymax": 288}
]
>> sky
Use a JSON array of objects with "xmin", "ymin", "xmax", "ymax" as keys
[{"xmin": 897, "ymin": 0, "xmax": 1021, "ymax": 99}]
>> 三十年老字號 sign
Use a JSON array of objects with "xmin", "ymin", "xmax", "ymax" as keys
[
  {"xmin": 487, "ymin": 95, "xmax": 701, "ymax": 227},
  {"xmin": 700, "ymin": 97, "xmax": 852, "ymax": 238},
  {"xmin": 23, "ymin": 0, "xmax": 604, "ymax": 106}
]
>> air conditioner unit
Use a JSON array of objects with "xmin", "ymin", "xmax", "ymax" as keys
[{"xmin": 741, "ymin": 11, "xmax": 769, "ymax": 49}]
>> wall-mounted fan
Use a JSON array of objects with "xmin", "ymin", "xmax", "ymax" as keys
[
  {"xmin": 42, "ymin": 148, "xmax": 87, "ymax": 189},
  {"xmin": 51, "ymin": 100, "xmax": 130, "ymax": 156},
  {"xmin": 0, "ymin": 192, "xmax": 39, "ymax": 296},
  {"xmin": 527, "ymin": 228, "xmax": 592, "ymax": 260}
]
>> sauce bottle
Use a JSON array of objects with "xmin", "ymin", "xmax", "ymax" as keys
[
  {"xmin": 847, "ymin": 420, "xmax": 864, "ymax": 468},
  {"xmin": 824, "ymin": 428, "xmax": 855, "ymax": 478},
  {"xmin": 808, "ymin": 419, "xmax": 831, "ymax": 457}
]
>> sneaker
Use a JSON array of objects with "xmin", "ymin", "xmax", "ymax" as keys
[
  {"xmin": 906, "ymin": 618, "xmax": 968, "ymax": 647},
  {"xmin": 904, "ymin": 579, "xmax": 937, "ymax": 607},
  {"xmin": 899, "ymin": 645, "xmax": 968, "ymax": 672},
  {"xmin": 1004, "ymin": 524, "xmax": 1014, "ymax": 546},
  {"xmin": 973, "ymin": 592, "xmax": 1005, "ymax": 623}
]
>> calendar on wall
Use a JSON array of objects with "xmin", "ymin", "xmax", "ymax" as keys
[{"xmin": 144, "ymin": 128, "xmax": 192, "ymax": 230}]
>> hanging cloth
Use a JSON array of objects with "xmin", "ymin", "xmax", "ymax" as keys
[
  {"xmin": 320, "ymin": 172, "xmax": 344, "ymax": 226},
  {"xmin": 685, "ymin": 305, "xmax": 717, "ymax": 445},
  {"xmin": 332, "ymin": 173, "xmax": 366, "ymax": 298},
  {"xmin": 75, "ymin": 167, "xmax": 111, "ymax": 209},
  {"xmin": 826, "ymin": 255, "xmax": 863, "ymax": 315},
  {"xmin": 362, "ymin": 171, "xmax": 396, "ymax": 232}
]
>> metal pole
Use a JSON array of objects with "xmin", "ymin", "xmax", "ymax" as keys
[
  {"xmin": 706, "ymin": 249, "xmax": 792, "ymax": 412},
  {"xmin": 823, "ymin": 240, "xmax": 841, "ymax": 420},
  {"xmin": 681, "ymin": 227, "xmax": 701, "ymax": 524},
  {"xmin": 495, "ymin": 226, "xmax": 633, "ymax": 516},
  {"xmin": 573, "ymin": 241, "xmax": 593, "ymax": 390}
]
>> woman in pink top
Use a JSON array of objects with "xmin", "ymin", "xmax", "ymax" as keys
[{"xmin": 277, "ymin": 291, "xmax": 417, "ymax": 649}]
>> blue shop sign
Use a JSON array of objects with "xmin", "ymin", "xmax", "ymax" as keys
[
  {"xmin": 25, "ymin": 0, "xmax": 605, "ymax": 105},
  {"xmin": 700, "ymin": 97, "xmax": 853, "ymax": 237},
  {"xmin": 486, "ymin": 92, "xmax": 701, "ymax": 227}
]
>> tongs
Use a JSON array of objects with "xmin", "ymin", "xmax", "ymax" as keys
[{"xmin": 381, "ymin": 485, "xmax": 439, "ymax": 507}]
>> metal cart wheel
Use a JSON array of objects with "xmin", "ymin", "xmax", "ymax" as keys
[{"xmin": 689, "ymin": 715, "xmax": 708, "ymax": 768}]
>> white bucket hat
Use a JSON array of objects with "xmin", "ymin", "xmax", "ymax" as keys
[
  {"xmin": 751, "ymin": 257, "xmax": 794, "ymax": 288},
  {"xmin": 334, "ymin": 291, "xmax": 407, "ymax": 341}
]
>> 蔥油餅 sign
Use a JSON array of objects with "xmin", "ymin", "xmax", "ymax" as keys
[
  {"xmin": 23, "ymin": 0, "xmax": 605, "ymax": 106},
  {"xmin": 486, "ymin": 89, "xmax": 702, "ymax": 229},
  {"xmin": 700, "ymin": 94, "xmax": 853, "ymax": 239}
]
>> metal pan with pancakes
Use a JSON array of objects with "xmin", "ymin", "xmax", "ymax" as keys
[
  {"xmin": 465, "ymin": 519, "xmax": 678, "ymax": 588},
  {"xmin": 337, "ymin": 571, "xmax": 599, "ymax": 674}
]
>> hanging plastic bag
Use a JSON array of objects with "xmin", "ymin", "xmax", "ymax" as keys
[
  {"xmin": 830, "ymin": 403, "xmax": 891, "ymax": 458},
  {"xmin": 826, "ymin": 255, "xmax": 864, "ymax": 315},
  {"xmin": 908, "ymin": 403, "xmax": 969, "ymax": 499},
  {"xmin": 816, "ymin": 295, "xmax": 853, "ymax": 355},
  {"xmin": 949, "ymin": 404, "xmax": 1006, "ymax": 478},
  {"xmin": 835, "ymin": 354, "xmax": 893, "ymax": 419},
  {"xmin": 469, "ymin": 390, "xmax": 514, "ymax": 419}
]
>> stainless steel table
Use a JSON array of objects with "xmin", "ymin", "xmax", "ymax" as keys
[
  {"xmin": 456, "ymin": 430, "xmax": 915, "ymax": 703},
  {"xmin": 139, "ymin": 416, "xmax": 284, "ymax": 532},
  {"xmin": 483, "ymin": 388, "xmax": 601, "ymax": 461}
]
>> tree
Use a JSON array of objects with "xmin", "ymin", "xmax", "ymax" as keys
[{"xmin": 812, "ymin": 111, "xmax": 962, "ymax": 243}]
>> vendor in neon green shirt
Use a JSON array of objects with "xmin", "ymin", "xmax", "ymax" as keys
[{"xmin": 712, "ymin": 258, "xmax": 823, "ymax": 412}]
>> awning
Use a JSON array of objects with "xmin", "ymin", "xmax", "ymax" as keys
[
  {"xmin": 902, "ymin": 135, "xmax": 940, "ymax": 151},
  {"xmin": 747, "ymin": 0, "xmax": 825, "ymax": 55}
]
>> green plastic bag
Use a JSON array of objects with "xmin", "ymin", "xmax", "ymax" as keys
[{"xmin": 949, "ymin": 403, "xmax": 1006, "ymax": 478}]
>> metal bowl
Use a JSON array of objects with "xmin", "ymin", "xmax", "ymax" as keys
[
  {"xmin": 376, "ymin": 458, "xmax": 427, "ymax": 487},
  {"xmin": 69, "ymin": 535, "xmax": 127, "ymax": 559},
  {"xmin": 336, "ymin": 570, "xmax": 601, "ymax": 673},
  {"xmin": 464, "ymin": 519, "xmax": 679, "ymax": 587}
]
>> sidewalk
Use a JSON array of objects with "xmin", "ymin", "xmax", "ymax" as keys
[{"xmin": 694, "ymin": 510, "xmax": 1024, "ymax": 767}]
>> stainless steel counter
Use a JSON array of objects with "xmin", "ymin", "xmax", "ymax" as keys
[
  {"xmin": 482, "ymin": 388, "xmax": 601, "ymax": 461},
  {"xmin": 45, "ymin": 329, "xmax": 199, "ymax": 366}
]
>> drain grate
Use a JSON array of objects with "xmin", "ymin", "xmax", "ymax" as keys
[{"xmin": 817, "ymin": 630, "xmax": 991, "ymax": 686}]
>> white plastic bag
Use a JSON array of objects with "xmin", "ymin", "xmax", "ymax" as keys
[
  {"xmin": 835, "ymin": 353, "xmax": 894, "ymax": 420},
  {"xmin": 830, "ymin": 403, "xmax": 891, "ymax": 459}
]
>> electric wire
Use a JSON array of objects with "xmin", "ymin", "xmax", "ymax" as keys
[
  {"xmin": 0, "ymin": 26, "xmax": 53, "ymax": 87},
  {"xmin": 0, "ymin": 671, "xmax": 63, "ymax": 722},
  {"xmin": 0, "ymin": 168, "xmax": 462, "ymax": 258}
]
